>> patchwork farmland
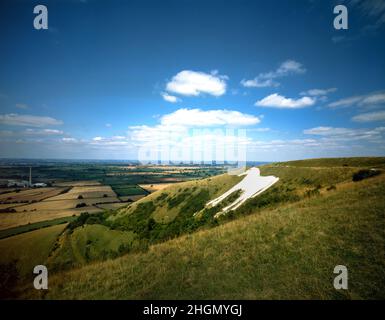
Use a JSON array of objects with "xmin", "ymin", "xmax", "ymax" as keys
[{"xmin": 0, "ymin": 161, "xmax": 226, "ymax": 238}]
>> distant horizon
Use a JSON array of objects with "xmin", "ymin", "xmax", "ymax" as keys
[{"xmin": 1, "ymin": 155, "xmax": 384, "ymax": 164}]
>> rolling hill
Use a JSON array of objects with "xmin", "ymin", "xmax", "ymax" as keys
[{"xmin": 1, "ymin": 157, "xmax": 385, "ymax": 299}]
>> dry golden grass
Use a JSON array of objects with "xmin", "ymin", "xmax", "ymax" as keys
[
  {"xmin": 54, "ymin": 180, "xmax": 101, "ymax": 187},
  {"xmin": 0, "ymin": 187, "xmax": 66, "ymax": 203},
  {"xmin": 46, "ymin": 185, "xmax": 117, "ymax": 201},
  {"xmin": 0, "ymin": 182, "xmax": 123, "ymax": 231},
  {"xmin": 138, "ymin": 183, "xmax": 173, "ymax": 193},
  {"xmin": 0, "ymin": 207, "xmax": 102, "ymax": 230},
  {"xmin": 14, "ymin": 198, "xmax": 117, "ymax": 212},
  {"xmin": 0, "ymin": 203, "xmax": 25, "ymax": 210}
]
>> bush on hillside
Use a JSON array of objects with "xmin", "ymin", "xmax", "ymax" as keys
[
  {"xmin": 167, "ymin": 191, "xmax": 190, "ymax": 209},
  {"xmin": 232, "ymin": 184, "xmax": 300, "ymax": 217},
  {"xmin": 178, "ymin": 189, "xmax": 210, "ymax": 216},
  {"xmin": 304, "ymin": 188, "xmax": 320, "ymax": 197},
  {"xmin": 76, "ymin": 202, "xmax": 87, "ymax": 208},
  {"xmin": 67, "ymin": 212, "xmax": 107, "ymax": 231},
  {"xmin": 155, "ymin": 193, "xmax": 168, "ymax": 202},
  {"xmin": 352, "ymin": 169, "xmax": 381, "ymax": 182}
]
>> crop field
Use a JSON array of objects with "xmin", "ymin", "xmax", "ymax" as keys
[
  {"xmin": 0, "ymin": 203, "xmax": 25, "ymax": 210},
  {"xmin": 0, "ymin": 206, "xmax": 102, "ymax": 231},
  {"xmin": 0, "ymin": 216, "xmax": 76, "ymax": 240},
  {"xmin": 0, "ymin": 183, "xmax": 124, "ymax": 230},
  {"xmin": 0, "ymin": 161, "xmax": 224, "ymax": 236},
  {"xmin": 112, "ymin": 185, "xmax": 147, "ymax": 197},
  {"xmin": 0, "ymin": 187, "xmax": 67, "ymax": 204},
  {"xmin": 54, "ymin": 180, "xmax": 102, "ymax": 187},
  {"xmin": 46, "ymin": 185, "xmax": 117, "ymax": 201}
]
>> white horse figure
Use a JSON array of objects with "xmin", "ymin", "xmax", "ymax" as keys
[{"xmin": 206, "ymin": 167, "xmax": 279, "ymax": 217}]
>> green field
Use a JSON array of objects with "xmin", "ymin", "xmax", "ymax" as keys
[{"xmin": 112, "ymin": 185, "xmax": 148, "ymax": 197}]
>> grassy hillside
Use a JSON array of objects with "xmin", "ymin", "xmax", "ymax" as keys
[
  {"xmin": 23, "ymin": 171, "xmax": 385, "ymax": 299},
  {"xmin": 1, "ymin": 172, "xmax": 244, "ymax": 278},
  {"xmin": 2, "ymin": 157, "xmax": 384, "ymax": 299},
  {"xmin": 275, "ymin": 157, "xmax": 385, "ymax": 168},
  {"xmin": 47, "ymin": 224, "xmax": 135, "ymax": 271},
  {"xmin": 0, "ymin": 224, "xmax": 66, "ymax": 278},
  {"xmin": 111, "ymin": 172, "xmax": 242, "ymax": 223},
  {"xmin": 100, "ymin": 163, "xmax": 365, "ymax": 252}
]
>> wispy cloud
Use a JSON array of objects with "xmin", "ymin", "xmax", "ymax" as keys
[
  {"xmin": 255, "ymin": 93, "xmax": 315, "ymax": 109},
  {"xmin": 241, "ymin": 60, "xmax": 306, "ymax": 88},
  {"xmin": 91, "ymin": 135, "xmax": 131, "ymax": 146},
  {"xmin": 328, "ymin": 91, "xmax": 385, "ymax": 108},
  {"xmin": 303, "ymin": 125, "xmax": 385, "ymax": 142},
  {"xmin": 349, "ymin": 0, "xmax": 385, "ymax": 28},
  {"xmin": 165, "ymin": 70, "xmax": 227, "ymax": 96},
  {"xmin": 352, "ymin": 110, "xmax": 385, "ymax": 122},
  {"xmin": 0, "ymin": 114, "xmax": 63, "ymax": 127},
  {"xmin": 62, "ymin": 137, "xmax": 78, "ymax": 142},
  {"xmin": 300, "ymin": 88, "xmax": 337, "ymax": 96},
  {"xmin": 15, "ymin": 103, "xmax": 29, "ymax": 110},
  {"xmin": 24, "ymin": 128, "xmax": 64, "ymax": 135}
]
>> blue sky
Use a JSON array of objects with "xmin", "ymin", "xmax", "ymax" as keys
[{"xmin": 0, "ymin": 0, "xmax": 384, "ymax": 161}]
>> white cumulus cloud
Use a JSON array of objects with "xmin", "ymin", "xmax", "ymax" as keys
[
  {"xmin": 166, "ymin": 70, "xmax": 227, "ymax": 96},
  {"xmin": 161, "ymin": 92, "xmax": 180, "ymax": 103},
  {"xmin": 160, "ymin": 108, "xmax": 260, "ymax": 127},
  {"xmin": 255, "ymin": 93, "xmax": 315, "ymax": 109}
]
